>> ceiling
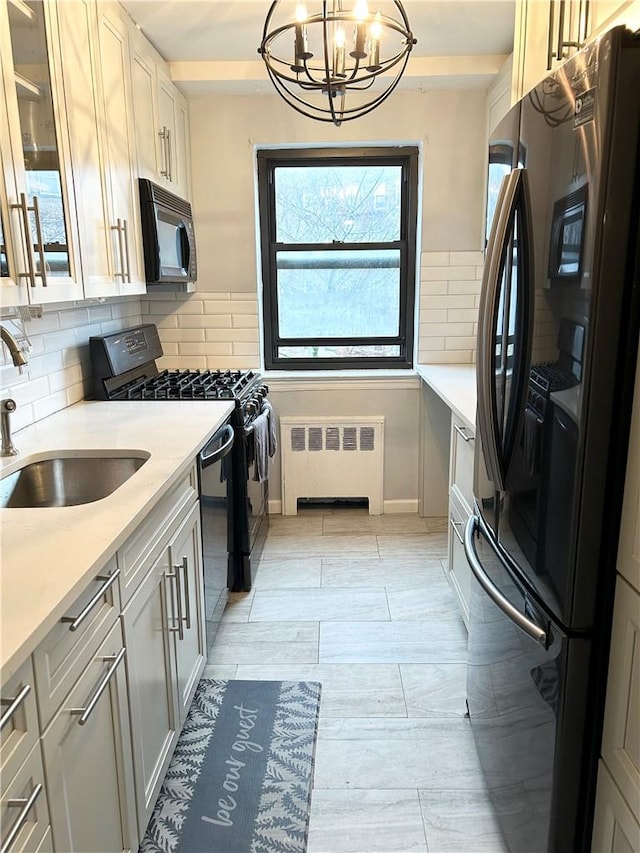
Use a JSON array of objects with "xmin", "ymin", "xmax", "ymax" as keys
[
  {"xmin": 121, "ymin": 0, "xmax": 516, "ymax": 95},
  {"xmin": 121, "ymin": 0, "xmax": 515, "ymax": 95}
]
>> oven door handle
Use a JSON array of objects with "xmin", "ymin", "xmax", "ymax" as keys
[{"xmin": 200, "ymin": 424, "xmax": 234, "ymax": 468}]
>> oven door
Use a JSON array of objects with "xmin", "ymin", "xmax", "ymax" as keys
[{"xmin": 198, "ymin": 422, "xmax": 234, "ymax": 653}]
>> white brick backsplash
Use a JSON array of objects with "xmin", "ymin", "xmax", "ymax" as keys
[
  {"xmin": 232, "ymin": 315, "xmax": 259, "ymax": 328},
  {"xmin": 421, "ymin": 322, "xmax": 474, "ymax": 337},
  {"xmin": 445, "ymin": 336, "xmax": 477, "ymax": 350},
  {"xmin": 421, "ymin": 251, "xmax": 449, "ymax": 266},
  {"xmin": 205, "ymin": 300, "xmax": 257, "ymax": 315},
  {"xmin": 2, "ymin": 298, "xmax": 142, "ymax": 430},
  {"xmin": 211, "ymin": 329, "xmax": 258, "ymax": 343},
  {"xmin": 232, "ymin": 342, "xmax": 260, "ymax": 356},
  {"xmin": 422, "ymin": 295, "xmax": 476, "ymax": 310},
  {"xmin": 161, "ymin": 328, "xmax": 205, "ymax": 342},
  {"xmin": 420, "ymin": 309, "xmax": 447, "ymax": 323},
  {"xmin": 157, "ymin": 355, "xmax": 207, "ymax": 370},
  {"xmin": 174, "ymin": 314, "xmax": 227, "ymax": 329},
  {"xmin": 178, "ymin": 342, "xmax": 233, "ymax": 357},
  {"xmin": 426, "ymin": 350, "xmax": 475, "ymax": 364},
  {"xmin": 420, "ymin": 280, "xmax": 448, "ymax": 295},
  {"xmin": 448, "ymin": 279, "xmax": 483, "ymax": 295},
  {"xmin": 417, "ymin": 249, "xmax": 484, "ymax": 365},
  {"xmin": 422, "ymin": 265, "xmax": 477, "ymax": 281},
  {"xmin": 449, "ymin": 251, "xmax": 484, "ymax": 266},
  {"xmin": 230, "ymin": 292, "xmax": 257, "ymax": 301},
  {"xmin": 419, "ymin": 336, "xmax": 446, "ymax": 351},
  {"xmin": 59, "ymin": 307, "xmax": 90, "ymax": 328},
  {"xmin": 447, "ymin": 308, "xmax": 479, "ymax": 323}
]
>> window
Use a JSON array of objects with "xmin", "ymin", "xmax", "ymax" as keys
[{"xmin": 257, "ymin": 147, "xmax": 419, "ymax": 370}]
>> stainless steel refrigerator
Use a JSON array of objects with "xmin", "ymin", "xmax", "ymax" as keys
[{"xmin": 464, "ymin": 26, "xmax": 640, "ymax": 853}]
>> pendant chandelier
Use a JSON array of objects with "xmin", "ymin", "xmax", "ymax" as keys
[{"xmin": 258, "ymin": 1, "xmax": 417, "ymax": 126}]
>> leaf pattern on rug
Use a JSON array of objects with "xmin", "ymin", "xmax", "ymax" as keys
[
  {"xmin": 249, "ymin": 681, "xmax": 321, "ymax": 853},
  {"xmin": 140, "ymin": 679, "xmax": 320, "ymax": 853},
  {"xmin": 139, "ymin": 679, "xmax": 228, "ymax": 853}
]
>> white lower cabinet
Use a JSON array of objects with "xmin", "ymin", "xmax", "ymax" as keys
[
  {"xmin": 123, "ymin": 500, "xmax": 205, "ymax": 838},
  {"xmin": 446, "ymin": 415, "xmax": 475, "ymax": 627},
  {"xmin": 170, "ymin": 504, "xmax": 206, "ymax": 725},
  {"xmin": 447, "ymin": 491, "xmax": 471, "ymax": 628},
  {"xmin": 1, "ymin": 478, "xmax": 206, "ymax": 852},
  {"xmin": 41, "ymin": 620, "xmax": 136, "ymax": 853}
]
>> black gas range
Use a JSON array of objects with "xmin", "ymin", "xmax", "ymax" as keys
[{"xmin": 89, "ymin": 324, "xmax": 270, "ymax": 621}]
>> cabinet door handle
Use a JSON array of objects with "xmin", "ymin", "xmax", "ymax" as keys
[
  {"xmin": 546, "ymin": 0, "xmax": 555, "ymax": 69},
  {"xmin": 111, "ymin": 220, "xmax": 125, "ymax": 280},
  {"xmin": 453, "ymin": 423, "xmax": 474, "ymax": 443},
  {"xmin": 60, "ymin": 570, "xmax": 120, "ymax": 632},
  {"xmin": 0, "ymin": 684, "xmax": 31, "ymax": 732},
  {"xmin": 166, "ymin": 127, "xmax": 172, "ymax": 182},
  {"xmin": 69, "ymin": 648, "xmax": 126, "ymax": 726},
  {"xmin": 2, "ymin": 783, "xmax": 43, "ymax": 853},
  {"xmin": 10, "ymin": 195, "xmax": 37, "ymax": 287},
  {"xmin": 31, "ymin": 195, "xmax": 47, "ymax": 286},
  {"xmin": 122, "ymin": 219, "xmax": 131, "ymax": 283},
  {"xmin": 158, "ymin": 126, "xmax": 169, "ymax": 178},
  {"xmin": 167, "ymin": 567, "xmax": 184, "ymax": 640},
  {"xmin": 177, "ymin": 556, "xmax": 191, "ymax": 630},
  {"xmin": 449, "ymin": 517, "xmax": 465, "ymax": 546}
]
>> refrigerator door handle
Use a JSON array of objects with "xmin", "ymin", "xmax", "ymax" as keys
[
  {"xmin": 477, "ymin": 170, "xmax": 520, "ymax": 492},
  {"xmin": 477, "ymin": 167, "xmax": 533, "ymax": 492},
  {"xmin": 464, "ymin": 515, "xmax": 548, "ymax": 647}
]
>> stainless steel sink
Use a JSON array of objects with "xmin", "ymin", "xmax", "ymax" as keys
[{"xmin": 0, "ymin": 451, "xmax": 150, "ymax": 508}]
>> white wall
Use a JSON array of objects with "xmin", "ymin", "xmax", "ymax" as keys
[{"xmin": 143, "ymin": 88, "xmax": 488, "ymax": 369}]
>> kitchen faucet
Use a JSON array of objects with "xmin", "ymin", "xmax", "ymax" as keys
[{"xmin": 0, "ymin": 324, "xmax": 28, "ymax": 367}]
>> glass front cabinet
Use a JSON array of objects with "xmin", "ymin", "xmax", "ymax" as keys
[{"xmin": 0, "ymin": 0, "xmax": 84, "ymax": 305}]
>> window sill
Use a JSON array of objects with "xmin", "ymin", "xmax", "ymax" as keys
[{"xmin": 262, "ymin": 369, "xmax": 421, "ymax": 391}]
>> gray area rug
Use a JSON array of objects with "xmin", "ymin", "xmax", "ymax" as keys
[{"xmin": 140, "ymin": 680, "xmax": 321, "ymax": 853}]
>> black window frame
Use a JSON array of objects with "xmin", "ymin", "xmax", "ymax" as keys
[{"xmin": 257, "ymin": 146, "xmax": 419, "ymax": 370}]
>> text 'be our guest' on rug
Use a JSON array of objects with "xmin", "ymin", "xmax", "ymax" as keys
[{"xmin": 140, "ymin": 680, "xmax": 322, "ymax": 853}]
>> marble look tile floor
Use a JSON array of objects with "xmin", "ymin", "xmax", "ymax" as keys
[{"xmin": 204, "ymin": 509, "xmax": 508, "ymax": 853}]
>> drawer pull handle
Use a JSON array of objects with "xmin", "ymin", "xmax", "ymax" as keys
[
  {"xmin": 69, "ymin": 648, "xmax": 126, "ymax": 726},
  {"xmin": 61, "ymin": 570, "xmax": 120, "ymax": 632},
  {"xmin": 453, "ymin": 423, "xmax": 474, "ymax": 443},
  {"xmin": 0, "ymin": 684, "xmax": 31, "ymax": 732},
  {"xmin": 450, "ymin": 517, "xmax": 465, "ymax": 545},
  {"xmin": 167, "ymin": 566, "xmax": 184, "ymax": 641},
  {"xmin": 177, "ymin": 556, "xmax": 191, "ymax": 630},
  {"xmin": 2, "ymin": 783, "xmax": 43, "ymax": 853}
]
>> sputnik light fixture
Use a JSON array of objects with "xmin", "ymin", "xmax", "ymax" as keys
[{"xmin": 258, "ymin": 1, "xmax": 417, "ymax": 126}]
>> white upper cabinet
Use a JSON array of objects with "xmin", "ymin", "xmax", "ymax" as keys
[
  {"xmin": 130, "ymin": 26, "xmax": 191, "ymax": 202},
  {"xmin": 95, "ymin": 1, "xmax": 145, "ymax": 295},
  {"xmin": 0, "ymin": 0, "xmax": 83, "ymax": 305},
  {"xmin": 512, "ymin": 0, "xmax": 640, "ymax": 103},
  {"xmin": 56, "ymin": 0, "xmax": 145, "ymax": 299}
]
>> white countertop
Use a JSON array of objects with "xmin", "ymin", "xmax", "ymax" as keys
[
  {"xmin": 0, "ymin": 400, "xmax": 234, "ymax": 681},
  {"xmin": 415, "ymin": 364, "xmax": 477, "ymax": 430}
]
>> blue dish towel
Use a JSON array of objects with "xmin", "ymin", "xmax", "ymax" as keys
[{"xmin": 253, "ymin": 402, "xmax": 277, "ymax": 483}]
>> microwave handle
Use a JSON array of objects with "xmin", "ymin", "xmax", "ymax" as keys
[{"xmin": 179, "ymin": 223, "xmax": 191, "ymax": 273}]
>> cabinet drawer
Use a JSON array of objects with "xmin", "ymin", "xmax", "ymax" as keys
[
  {"xmin": 41, "ymin": 619, "xmax": 137, "ymax": 853},
  {"xmin": 0, "ymin": 741, "xmax": 50, "ymax": 853},
  {"xmin": 450, "ymin": 416, "xmax": 475, "ymax": 513},
  {"xmin": 447, "ymin": 491, "xmax": 471, "ymax": 629},
  {"xmin": 1, "ymin": 659, "xmax": 38, "ymax": 795},
  {"xmin": 118, "ymin": 464, "xmax": 198, "ymax": 604},
  {"xmin": 33, "ymin": 556, "xmax": 120, "ymax": 730}
]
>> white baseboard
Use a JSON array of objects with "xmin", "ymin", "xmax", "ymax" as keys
[
  {"xmin": 268, "ymin": 498, "xmax": 419, "ymax": 515},
  {"xmin": 383, "ymin": 499, "xmax": 419, "ymax": 514}
]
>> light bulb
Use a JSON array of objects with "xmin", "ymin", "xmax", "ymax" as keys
[
  {"xmin": 370, "ymin": 10, "xmax": 382, "ymax": 40},
  {"xmin": 295, "ymin": 3, "xmax": 308, "ymax": 22},
  {"xmin": 354, "ymin": 0, "xmax": 368, "ymax": 22}
]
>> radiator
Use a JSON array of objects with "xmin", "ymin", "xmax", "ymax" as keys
[{"xmin": 280, "ymin": 416, "xmax": 384, "ymax": 515}]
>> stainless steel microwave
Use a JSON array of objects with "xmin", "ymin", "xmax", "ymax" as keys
[{"xmin": 138, "ymin": 178, "xmax": 197, "ymax": 284}]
